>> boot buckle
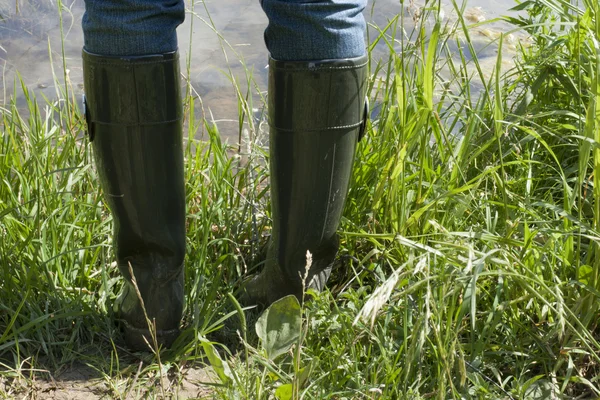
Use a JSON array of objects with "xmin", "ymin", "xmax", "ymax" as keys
[
  {"xmin": 358, "ymin": 97, "xmax": 369, "ymax": 142},
  {"xmin": 83, "ymin": 94, "xmax": 95, "ymax": 142}
]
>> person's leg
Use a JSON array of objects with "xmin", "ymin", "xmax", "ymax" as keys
[
  {"xmin": 243, "ymin": 0, "xmax": 369, "ymax": 306},
  {"xmin": 260, "ymin": 0, "xmax": 367, "ymax": 61},
  {"xmin": 82, "ymin": 0, "xmax": 183, "ymax": 56},
  {"xmin": 82, "ymin": 0, "xmax": 186, "ymax": 350}
]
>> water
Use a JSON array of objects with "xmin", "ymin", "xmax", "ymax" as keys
[{"xmin": 0, "ymin": 0, "xmax": 521, "ymax": 140}]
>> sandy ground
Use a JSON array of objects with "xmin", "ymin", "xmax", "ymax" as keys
[{"xmin": 3, "ymin": 362, "xmax": 216, "ymax": 400}]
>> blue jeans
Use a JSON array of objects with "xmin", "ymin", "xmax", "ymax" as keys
[{"xmin": 82, "ymin": 0, "xmax": 367, "ymax": 60}]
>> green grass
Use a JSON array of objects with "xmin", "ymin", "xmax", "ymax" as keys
[{"xmin": 1, "ymin": 0, "xmax": 600, "ymax": 398}]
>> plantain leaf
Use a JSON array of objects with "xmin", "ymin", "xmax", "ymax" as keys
[{"xmin": 255, "ymin": 295, "xmax": 302, "ymax": 360}]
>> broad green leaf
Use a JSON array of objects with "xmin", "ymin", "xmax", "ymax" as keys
[
  {"xmin": 578, "ymin": 264, "xmax": 594, "ymax": 285},
  {"xmin": 255, "ymin": 295, "xmax": 302, "ymax": 360},
  {"xmin": 275, "ymin": 383, "xmax": 293, "ymax": 400},
  {"xmin": 523, "ymin": 378, "xmax": 557, "ymax": 399}
]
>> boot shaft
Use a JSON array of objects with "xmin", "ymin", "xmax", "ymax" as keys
[
  {"xmin": 83, "ymin": 51, "xmax": 186, "ymax": 349},
  {"xmin": 83, "ymin": 50, "xmax": 186, "ymax": 278},
  {"xmin": 242, "ymin": 56, "xmax": 369, "ymax": 306}
]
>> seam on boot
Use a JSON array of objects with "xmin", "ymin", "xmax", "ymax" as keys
[
  {"xmin": 273, "ymin": 120, "xmax": 364, "ymax": 132},
  {"xmin": 273, "ymin": 61, "xmax": 369, "ymax": 72}
]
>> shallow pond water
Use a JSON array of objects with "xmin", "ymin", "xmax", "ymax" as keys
[{"xmin": 0, "ymin": 0, "xmax": 522, "ymax": 141}]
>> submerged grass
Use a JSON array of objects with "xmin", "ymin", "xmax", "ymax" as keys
[{"xmin": 1, "ymin": 0, "xmax": 600, "ymax": 398}]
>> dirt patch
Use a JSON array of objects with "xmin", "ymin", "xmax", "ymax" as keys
[
  {"xmin": 173, "ymin": 367, "xmax": 216, "ymax": 400},
  {"xmin": 6, "ymin": 362, "xmax": 215, "ymax": 400}
]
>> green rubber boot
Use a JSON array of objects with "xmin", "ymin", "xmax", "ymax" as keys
[
  {"xmin": 83, "ymin": 50, "xmax": 186, "ymax": 351},
  {"xmin": 242, "ymin": 55, "xmax": 369, "ymax": 307}
]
